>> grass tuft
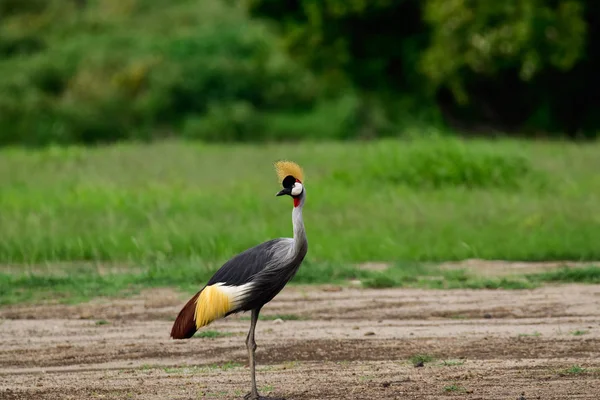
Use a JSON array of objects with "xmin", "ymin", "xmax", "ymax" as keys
[
  {"xmin": 562, "ymin": 365, "xmax": 586, "ymax": 375},
  {"xmin": 410, "ymin": 354, "xmax": 434, "ymax": 367},
  {"xmin": 526, "ymin": 267, "xmax": 600, "ymax": 284},
  {"xmin": 194, "ymin": 330, "xmax": 234, "ymax": 339},
  {"xmin": 571, "ymin": 330, "xmax": 589, "ymax": 336},
  {"xmin": 518, "ymin": 331, "xmax": 542, "ymax": 337},
  {"xmin": 443, "ymin": 384, "xmax": 466, "ymax": 393},
  {"xmin": 163, "ymin": 362, "xmax": 243, "ymax": 374},
  {"xmin": 362, "ymin": 274, "xmax": 398, "ymax": 289}
]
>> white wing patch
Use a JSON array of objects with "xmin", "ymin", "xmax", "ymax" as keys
[{"xmin": 212, "ymin": 282, "xmax": 254, "ymax": 309}]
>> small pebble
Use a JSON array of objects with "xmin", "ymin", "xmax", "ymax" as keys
[
  {"xmin": 272, "ymin": 318, "xmax": 284, "ymax": 324},
  {"xmin": 364, "ymin": 331, "xmax": 375, "ymax": 336}
]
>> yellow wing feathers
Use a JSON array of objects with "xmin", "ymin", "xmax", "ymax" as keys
[
  {"xmin": 194, "ymin": 285, "xmax": 233, "ymax": 329},
  {"xmin": 274, "ymin": 160, "xmax": 304, "ymax": 183},
  {"xmin": 170, "ymin": 283, "xmax": 247, "ymax": 338}
]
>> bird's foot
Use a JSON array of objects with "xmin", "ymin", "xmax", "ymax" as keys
[
  {"xmin": 243, "ymin": 392, "xmax": 260, "ymax": 400},
  {"xmin": 244, "ymin": 395, "xmax": 285, "ymax": 400},
  {"xmin": 244, "ymin": 394, "xmax": 285, "ymax": 400}
]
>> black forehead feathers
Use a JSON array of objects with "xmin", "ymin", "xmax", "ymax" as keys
[{"xmin": 282, "ymin": 175, "xmax": 296, "ymax": 188}]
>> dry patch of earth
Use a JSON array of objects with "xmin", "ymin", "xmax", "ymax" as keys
[{"xmin": 2, "ymin": 284, "xmax": 600, "ymax": 399}]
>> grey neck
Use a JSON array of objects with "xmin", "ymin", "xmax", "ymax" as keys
[{"xmin": 292, "ymin": 191, "xmax": 307, "ymax": 257}]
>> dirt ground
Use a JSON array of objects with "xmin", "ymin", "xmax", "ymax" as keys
[{"xmin": 2, "ymin": 283, "xmax": 600, "ymax": 400}]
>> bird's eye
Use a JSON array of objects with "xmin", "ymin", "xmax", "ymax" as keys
[{"xmin": 282, "ymin": 175, "xmax": 296, "ymax": 189}]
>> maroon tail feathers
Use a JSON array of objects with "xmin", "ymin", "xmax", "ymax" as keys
[{"xmin": 170, "ymin": 290, "xmax": 202, "ymax": 339}]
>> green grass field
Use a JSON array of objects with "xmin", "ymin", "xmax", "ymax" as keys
[{"xmin": 1, "ymin": 136, "xmax": 599, "ymax": 304}]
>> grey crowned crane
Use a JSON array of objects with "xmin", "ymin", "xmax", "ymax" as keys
[{"xmin": 170, "ymin": 160, "xmax": 308, "ymax": 400}]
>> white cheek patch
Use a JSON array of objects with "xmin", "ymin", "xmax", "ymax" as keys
[{"xmin": 291, "ymin": 182, "xmax": 303, "ymax": 196}]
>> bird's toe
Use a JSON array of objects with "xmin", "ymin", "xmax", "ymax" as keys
[{"xmin": 244, "ymin": 395, "xmax": 287, "ymax": 400}]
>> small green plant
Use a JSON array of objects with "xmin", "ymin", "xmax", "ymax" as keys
[
  {"xmin": 163, "ymin": 366, "xmax": 189, "ymax": 374},
  {"xmin": 218, "ymin": 362, "xmax": 243, "ymax": 371},
  {"xmin": 95, "ymin": 319, "xmax": 109, "ymax": 326},
  {"xmin": 410, "ymin": 354, "xmax": 434, "ymax": 367},
  {"xmin": 260, "ymin": 385, "xmax": 274, "ymax": 393},
  {"xmin": 362, "ymin": 274, "xmax": 397, "ymax": 288},
  {"xmin": 194, "ymin": 330, "xmax": 234, "ymax": 339},
  {"xmin": 571, "ymin": 330, "xmax": 589, "ymax": 336},
  {"xmin": 443, "ymin": 384, "xmax": 466, "ymax": 393},
  {"xmin": 162, "ymin": 364, "xmax": 242, "ymax": 374},
  {"xmin": 518, "ymin": 331, "xmax": 541, "ymax": 337},
  {"xmin": 283, "ymin": 361, "xmax": 300, "ymax": 369},
  {"xmin": 205, "ymin": 391, "xmax": 228, "ymax": 398},
  {"xmin": 526, "ymin": 267, "xmax": 600, "ymax": 284},
  {"xmin": 564, "ymin": 365, "xmax": 586, "ymax": 374}
]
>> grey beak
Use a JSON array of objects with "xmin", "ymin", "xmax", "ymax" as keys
[{"xmin": 276, "ymin": 188, "xmax": 291, "ymax": 196}]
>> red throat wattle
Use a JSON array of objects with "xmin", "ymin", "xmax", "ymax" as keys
[{"xmin": 293, "ymin": 178, "xmax": 301, "ymax": 207}]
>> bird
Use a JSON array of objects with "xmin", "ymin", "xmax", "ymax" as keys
[{"xmin": 170, "ymin": 160, "xmax": 308, "ymax": 400}]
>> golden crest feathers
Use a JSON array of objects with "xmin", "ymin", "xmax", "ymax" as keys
[{"xmin": 274, "ymin": 160, "xmax": 304, "ymax": 183}]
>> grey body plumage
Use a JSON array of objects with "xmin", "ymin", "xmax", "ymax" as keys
[{"xmin": 212, "ymin": 199, "xmax": 308, "ymax": 314}]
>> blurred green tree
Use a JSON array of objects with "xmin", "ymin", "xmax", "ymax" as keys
[
  {"xmin": 1, "ymin": 0, "xmax": 599, "ymax": 144},
  {"xmin": 248, "ymin": 0, "xmax": 600, "ymax": 137},
  {"xmin": 0, "ymin": 0, "xmax": 320, "ymax": 145},
  {"xmin": 422, "ymin": 0, "xmax": 591, "ymax": 136},
  {"xmin": 246, "ymin": 0, "xmax": 431, "ymax": 136}
]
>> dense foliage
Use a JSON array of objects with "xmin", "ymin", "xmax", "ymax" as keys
[
  {"xmin": 1, "ymin": 0, "xmax": 599, "ymax": 145},
  {"xmin": 249, "ymin": 0, "xmax": 600, "ymax": 138},
  {"xmin": 0, "ymin": 0, "xmax": 330, "ymax": 145}
]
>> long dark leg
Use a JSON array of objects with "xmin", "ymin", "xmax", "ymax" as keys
[{"xmin": 244, "ymin": 308, "xmax": 261, "ymax": 400}]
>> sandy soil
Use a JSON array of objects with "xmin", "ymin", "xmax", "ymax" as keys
[{"xmin": 2, "ymin": 284, "xmax": 600, "ymax": 399}]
